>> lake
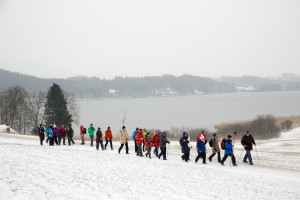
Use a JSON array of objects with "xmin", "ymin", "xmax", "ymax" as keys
[{"xmin": 77, "ymin": 91, "xmax": 300, "ymax": 135}]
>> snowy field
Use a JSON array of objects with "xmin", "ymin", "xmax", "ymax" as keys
[{"xmin": 1, "ymin": 129, "xmax": 300, "ymax": 200}]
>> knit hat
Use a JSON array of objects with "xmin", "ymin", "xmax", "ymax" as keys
[{"xmin": 228, "ymin": 135, "xmax": 232, "ymax": 138}]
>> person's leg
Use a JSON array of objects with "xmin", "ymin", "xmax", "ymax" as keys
[
  {"xmin": 217, "ymin": 152, "xmax": 221, "ymax": 162},
  {"xmin": 100, "ymin": 141, "xmax": 104, "ymax": 150},
  {"xmin": 243, "ymin": 150, "xmax": 249, "ymax": 162},
  {"xmin": 158, "ymin": 147, "xmax": 163, "ymax": 159},
  {"xmin": 119, "ymin": 143, "xmax": 124, "ymax": 154},
  {"xmin": 163, "ymin": 147, "xmax": 167, "ymax": 160},
  {"xmin": 220, "ymin": 154, "xmax": 229, "ymax": 165},
  {"xmin": 125, "ymin": 142, "xmax": 129, "ymax": 154},
  {"xmin": 104, "ymin": 138, "xmax": 108, "ymax": 149},
  {"xmin": 248, "ymin": 150, "xmax": 253, "ymax": 165},
  {"xmin": 134, "ymin": 142, "xmax": 138, "ymax": 153},
  {"xmin": 138, "ymin": 144, "xmax": 143, "ymax": 156},
  {"xmin": 209, "ymin": 153, "xmax": 216, "ymax": 162},
  {"xmin": 195, "ymin": 153, "xmax": 201, "ymax": 163},
  {"xmin": 203, "ymin": 153, "xmax": 207, "ymax": 164},
  {"xmin": 109, "ymin": 138, "xmax": 113, "ymax": 150},
  {"xmin": 231, "ymin": 154, "xmax": 237, "ymax": 166},
  {"xmin": 68, "ymin": 136, "xmax": 71, "ymax": 145},
  {"xmin": 96, "ymin": 141, "xmax": 99, "ymax": 150}
]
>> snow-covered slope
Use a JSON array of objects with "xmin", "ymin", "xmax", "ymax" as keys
[
  {"xmin": 0, "ymin": 131, "xmax": 300, "ymax": 200},
  {"xmin": 0, "ymin": 124, "xmax": 17, "ymax": 134}
]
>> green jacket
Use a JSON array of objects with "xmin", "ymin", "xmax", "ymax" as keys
[{"xmin": 88, "ymin": 126, "xmax": 95, "ymax": 136}]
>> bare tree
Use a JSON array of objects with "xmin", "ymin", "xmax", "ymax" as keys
[
  {"xmin": 120, "ymin": 110, "xmax": 127, "ymax": 126},
  {"xmin": 64, "ymin": 92, "xmax": 80, "ymax": 126},
  {"xmin": 27, "ymin": 91, "xmax": 46, "ymax": 128}
]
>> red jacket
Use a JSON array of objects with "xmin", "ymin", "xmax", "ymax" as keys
[
  {"xmin": 135, "ymin": 131, "xmax": 144, "ymax": 145},
  {"xmin": 52, "ymin": 127, "xmax": 57, "ymax": 136},
  {"xmin": 80, "ymin": 125, "xmax": 85, "ymax": 135},
  {"xmin": 152, "ymin": 133, "xmax": 160, "ymax": 148},
  {"xmin": 105, "ymin": 129, "xmax": 113, "ymax": 139},
  {"xmin": 144, "ymin": 136, "xmax": 153, "ymax": 149},
  {"xmin": 60, "ymin": 128, "xmax": 66, "ymax": 137}
]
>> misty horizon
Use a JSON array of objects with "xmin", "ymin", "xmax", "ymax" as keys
[{"xmin": 0, "ymin": 0, "xmax": 299, "ymax": 79}]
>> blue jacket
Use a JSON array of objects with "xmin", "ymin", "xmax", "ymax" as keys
[
  {"xmin": 132, "ymin": 130, "xmax": 138, "ymax": 142},
  {"xmin": 197, "ymin": 140, "xmax": 206, "ymax": 153},
  {"xmin": 224, "ymin": 139, "xmax": 233, "ymax": 155},
  {"xmin": 47, "ymin": 127, "xmax": 54, "ymax": 138},
  {"xmin": 56, "ymin": 127, "xmax": 60, "ymax": 136}
]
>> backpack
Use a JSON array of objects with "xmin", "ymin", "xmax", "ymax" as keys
[
  {"xmin": 209, "ymin": 138, "xmax": 213, "ymax": 147},
  {"xmin": 83, "ymin": 128, "xmax": 87, "ymax": 134},
  {"xmin": 221, "ymin": 138, "xmax": 226, "ymax": 150}
]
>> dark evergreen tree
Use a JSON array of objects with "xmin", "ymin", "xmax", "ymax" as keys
[{"xmin": 44, "ymin": 83, "xmax": 72, "ymax": 126}]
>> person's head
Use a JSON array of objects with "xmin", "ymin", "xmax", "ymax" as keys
[
  {"xmin": 136, "ymin": 127, "xmax": 139, "ymax": 131},
  {"xmin": 90, "ymin": 123, "xmax": 93, "ymax": 127},
  {"xmin": 146, "ymin": 132, "xmax": 150, "ymax": 136},
  {"xmin": 122, "ymin": 126, "xmax": 126, "ymax": 130},
  {"xmin": 213, "ymin": 133, "xmax": 217, "ymax": 137},
  {"xmin": 40, "ymin": 124, "xmax": 43, "ymax": 127},
  {"xmin": 98, "ymin": 127, "xmax": 101, "ymax": 130},
  {"xmin": 183, "ymin": 132, "xmax": 188, "ymax": 138},
  {"xmin": 69, "ymin": 123, "xmax": 72, "ymax": 127},
  {"xmin": 61, "ymin": 124, "xmax": 64, "ymax": 128},
  {"xmin": 227, "ymin": 135, "xmax": 232, "ymax": 140},
  {"xmin": 108, "ymin": 126, "xmax": 110, "ymax": 130},
  {"xmin": 245, "ymin": 130, "xmax": 250, "ymax": 136}
]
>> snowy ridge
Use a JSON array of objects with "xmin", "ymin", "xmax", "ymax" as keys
[
  {"xmin": 281, "ymin": 127, "xmax": 300, "ymax": 139},
  {"xmin": 0, "ymin": 131, "xmax": 300, "ymax": 200}
]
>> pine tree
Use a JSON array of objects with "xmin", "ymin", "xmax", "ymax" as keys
[{"xmin": 44, "ymin": 83, "xmax": 72, "ymax": 126}]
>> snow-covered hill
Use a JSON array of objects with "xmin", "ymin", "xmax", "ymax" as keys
[{"xmin": 0, "ymin": 129, "xmax": 300, "ymax": 200}]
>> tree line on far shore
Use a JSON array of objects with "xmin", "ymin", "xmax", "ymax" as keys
[{"xmin": 1, "ymin": 83, "xmax": 299, "ymax": 140}]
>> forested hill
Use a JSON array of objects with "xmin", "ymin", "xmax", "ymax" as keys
[{"xmin": 1, "ymin": 68, "xmax": 300, "ymax": 98}]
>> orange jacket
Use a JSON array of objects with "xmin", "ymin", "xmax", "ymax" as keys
[{"xmin": 105, "ymin": 129, "xmax": 113, "ymax": 139}]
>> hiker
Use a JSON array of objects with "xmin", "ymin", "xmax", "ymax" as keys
[
  {"xmin": 132, "ymin": 127, "xmax": 139, "ymax": 153},
  {"xmin": 38, "ymin": 124, "xmax": 45, "ymax": 145},
  {"xmin": 67, "ymin": 124, "xmax": 75, "ymax": 146},
  {"xmin": 144, "ymin": 132, "xmax": 153, "ymax": 159},
  {"xmin": 195, "ymin": 133, "xmax": 207, "ymax": 164},
  {"xmin": 80, "ymin": 124, "xmax": 86, "ymax": 145},
  {"xmin": 88, "ymin": 123, "xmax": 95, "ymax": 147},
  {"xmin": 220, "ymin": 135, "xmax": 237, "ymax": 166},
  {"xmin": 56, "ymin": 125, "xmax": 61, "ymax": 145},
  {"xmin": 96, "ymin": 127, "xmax": 104, "ymax": 150},
  {"xmin": 152, "ymin": 131, "xmax": 160, "ymax": 157},
  {"xmin": 158, "ymin": 132, "xmax": 170, "ymax": 160},
  {"xmin": 241, "ymin": 130, "xmax": 256, "ymax": 165},
  {"xmin": 47, "ymin": 124, "xmax": 54, "ymax": 146},
  {"xmin": 142, "ymin": 128, "xmax": 147, "ymax": 152},
  {"xmin": 135, "ymin": 128, "xmax": 144, "ymax": 157},
  {"xmin": 59, "ymin": 124, "xmax": 66, "ymax": 145},
  {"xmin": 180, "ymin": 132, "xmax": 190, "ymax": 162},
  {"xmin": 52, "ymin": 124, "xmax": 58, "ymax": 145},
  {"xmin": 208, "ymin": 133, "xmax": 221, "ymax": 162},
  {"xmin": 105, "ymin": 127, "xmax": 113, "ymax": 150},
  {"xmin": 118, "ymin": 126, "xmax": 129, "ymax": 154}
]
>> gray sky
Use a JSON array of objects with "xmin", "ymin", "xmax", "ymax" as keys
[{"xmin": 0, "ymin": 0, "xmax": 299, "ymax": 79}]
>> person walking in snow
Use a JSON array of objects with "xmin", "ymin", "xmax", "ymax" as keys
[
  {"xmin": 118, "ymin": 126, "xmax": 129, "ymax": 154},
  {"xmin": 67, "ymin": 124, "xmax": 75, "ymax": 146},
  {"xmin": 135, "ymin": 128, "xmax": 144, "ymax": 157},
  {"xmin": 46, "ymin": 124, "xmax": 54, "ymax": 146},
  {"xmin": 105, "ymin": 127, "xmax": 113, "ymax": 150},
  {"xmin": 38, "ymin": 124, "xmax": 45, "ymax": 145},
  {"xmin": 220, "ymin": 135, "xmax": 237, "ymax": 166},
  {"xmin": 132, "ymin": 127, "xmax": 139, "ymax": 153},
  {"xmin": 152, "ymin": 131, "xmax": 160, "ymax": 157},
  {"xmin": 59, "ymin": 124, "xmax": 66, "ymax": 145},
  {"xmin": 158, "ymin": 132, "xmax": 170, "ymax": 160},
  {"xmin": 179, "ymin": 132, "xmax": 190, "ymax": 162},
  {"xmin": 241, "ymin": 130, "xmax": 256, "ymax": 165},
  {"xmin": 96, "ymin": 127, "xmax": 104, "ymax": 151},
  {"xmin": 195, "ymin": 133, "xmax": 207, "ymax": 164},
  {"xmin": 142, "ymin": 128, "xmax": 147, "ymax": 152},
  {"xmin": 56, "ymin": 125, "xmax": 61, "ymax": 145},
  {"xmin": 144, "ymin": 132, "xmax": 153, "ymax": 159},
  {"xmin": 52, "ymin": 124, "xmax": 58, "ymax": 145},
  {"xmin": 80, "ymin": 124, "xmax": 86, "ymax": 145},
  {"xmin": 208, "ymin": 133, "xmax": 221, "ymax": 163},
  {"xmin": 88, "ymin": 123, "xmax": 95, "ymax": 147}
]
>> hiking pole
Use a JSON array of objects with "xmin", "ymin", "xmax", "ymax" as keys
[
  {"xmin": 237, "ymin": 148, "xmax": 245, "ymax": 163},
  {"xmin": 255, "ymin": 145, "xmax": 259, "ymax": 165}
]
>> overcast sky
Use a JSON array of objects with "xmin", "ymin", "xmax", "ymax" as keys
[{"xmin": 0, "ymin": 0, "xmax": 299, "ymax": 79}]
